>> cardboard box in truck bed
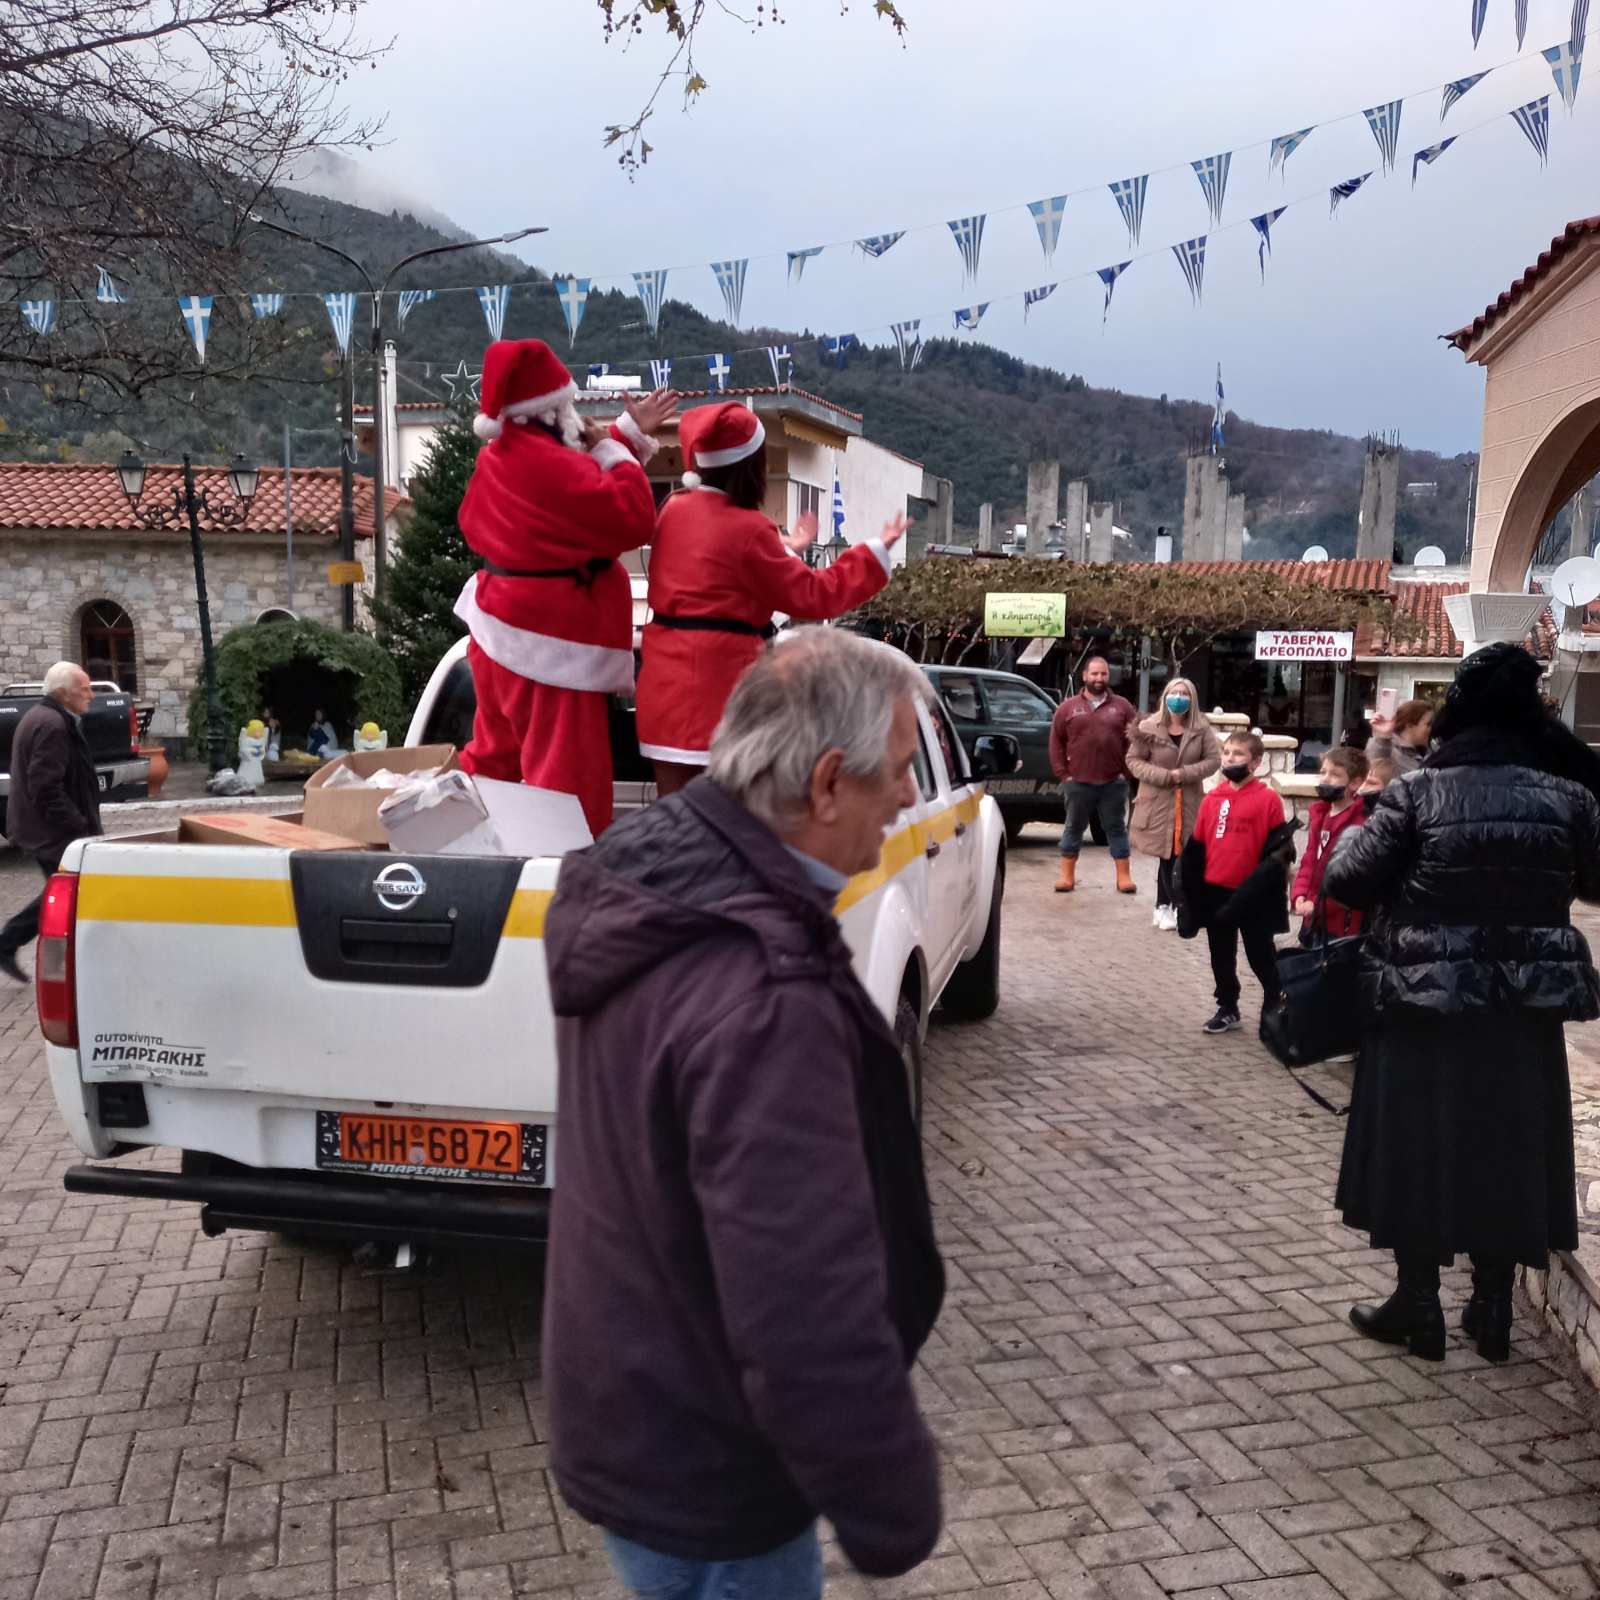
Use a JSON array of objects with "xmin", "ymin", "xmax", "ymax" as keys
[{"xmin": 301, "ymin": 744, "xmax": 456, "ymax": 845}]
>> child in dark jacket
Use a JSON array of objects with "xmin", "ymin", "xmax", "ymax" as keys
[
  {"xmin": 1180, "ymin": 731, "xmax": 1295, "ymax": 1035},
  {"xmin": 1292, "ymin": 747, "xmax": 1370, "ymax": 942}
]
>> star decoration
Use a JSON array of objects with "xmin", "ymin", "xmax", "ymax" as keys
[{"xmin": 442, "ymin": 359, "xmax": 481, "ymax": 402}]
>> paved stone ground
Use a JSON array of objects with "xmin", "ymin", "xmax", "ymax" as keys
[{"xmin": 0, "ymin": 835, "xmax": 1598, "ymax": 1600}]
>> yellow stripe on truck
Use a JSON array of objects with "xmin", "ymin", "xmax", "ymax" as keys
[
  {"xmin": 833, "ymin": 791, "xmax": 984, "ymax": 917},
  {"xmin": 501, "ymin": 889, "xmax": 552, "ymax": 939}
]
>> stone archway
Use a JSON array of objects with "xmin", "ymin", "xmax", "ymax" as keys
[{"xmin": 1484, "ymin": 392, "xmax": 1600, "ymax": 591}]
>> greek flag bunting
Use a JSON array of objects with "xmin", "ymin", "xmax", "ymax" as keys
[
  {"xmin": 1472, "ymin": 0, "xmax": 1488, "ymax": 46},
  {"xmin": 953, "ymin": 303, "xmax": 989, "ymax": 332},
  {"xmin": 786, "ymin": 247, "xmax": 823, "ymax": 283},
  {"xmin": 396, "ymin": 289, "xmax": 436, "ymax": 329},
  {"xmin": 1023, "ymin": 283, "xmax": 1058, "ymax": 321},
  {"xmin": 1574, "ymin": 0, "xmax": 1590, "ymax": 59},
  {"xmin": 856, "ymin": 233, "xmax": 904, "ymax": 259},
  {"xmin": 178, "ymin": 295, "xmax": 213, "ymax": 364},
  {"xmin": 1108, "ymin": 175, "xmax": 1147, "ymax": 246},
  {"xmin": 250, "ymin": 293, "xmax": 284, "ymax": 319},
  {"xmin": 1249, "ymin": 208, "xmax": 1287, "ymax": 280},
  {"xmin": 1268, "ymin": 127, "xmax": 1313, "ymax": 175},
  {"xmin": 1191, "ymin": 153, "xmax": 1231, "ymax": 225},
  {"xmin": 633, "ymin": 270, "xmax": 668, "ymax": 337},
  {"xmin": 1027, "ymin": 196, "xmax": 1067, "ymax": 261},
  {"xmin": 1096, "ymin": 263, "xmax": 1129, "ymax": 324},
  {"xmin": 711, "ymin": 259, "xmax": 747, "ymax": 325},
  {"xmin": 1364, "ymin": 101, "xmax": 1403, "ymax": 172},
  {"xmin": 947, "ymin": 215, "xmax": 985, "ymax": 281},
  {"xmin": 1172, "ymin": 237, "xmax": 1207, "ymax": 306},
  {"xmin": 1329, "ymin": 172, "xmax": 1373, "ymax": 218},
  {"xmin": 552, "ymin": 278, "xmax": 588, "ymax": 345},
  {"xmin": 767, "ymin": 344, "xmax": 793, "ymax": 386},
  {"xmin": 1544, "ymin": 41, "xmax": 1583, "ymax": 110},
  {"xmin": 891, "ymin": 320, "xmax": 921, "ymax": 372},
  {"xmin": 649, "ymin": 358, "xmax": 672, "ymax": 388},
  {"xmin": 822, "ymin": 333, "xmax": 857, "ymax": 368},
  {"xmin": 1442, "ymin": 72, "xmax": 1489, "ymax": 117},
  {"xmin": 706, "ymin": 353, "xmax": 730, "ymax": 392},
  {"xmin": 1516, "ymin": 0, "xmax": 1529, "ymax": 45},
  {"xmin": 477, "ymin": 285, "xmax": 511, "ymax": 341},
  {"xmin": 323, "ymin": 291, "xmax": 357, "ymax": 356},
  {"xmin": 1511, "ymin": 95, "xmax": 1552, "ymax": 161},
  {"xmin": 21, "ymin": 299, "xmax": 55, "ymax": 335},
  {"xmin": 1411, "ymin": 137, "xmax": 1458, "ymax": 186},
  {"xmin": 95, "ymin": 267, "xmax": 125, "ymax": 305},
  {"xmin": 1212, "ymin": 367, "xmax": 1226, "ymax": 455}
]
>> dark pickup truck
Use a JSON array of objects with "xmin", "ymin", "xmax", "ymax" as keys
[{"xmin": 0, "ymin": 680, "xmax": 148, "ymax": 839}]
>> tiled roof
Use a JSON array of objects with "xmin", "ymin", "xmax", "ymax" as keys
[
  {"xmin": 575, "ymin": 384, "xmax": 865, "ymax": 422},
  {"xmin": 1445, "ymin": 215, "xmax": 1600, "ymax": 351},
  {"xmin": 355, "ymin": 402, "xmax": 447, "ymax": 415},
  {"xmin": 0, "ymin": 461, "xmax": 405, "ymax": 538},
  {"xmin": 1356, "ymin": 579, "xmax": 1556, "ymax": 659},
  {"xmin": 1131, "ymin": 557, "xmax": 1393, "ymax": 592}
]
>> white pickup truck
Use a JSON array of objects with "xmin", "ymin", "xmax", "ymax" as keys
[{"xmin": 42, "ymin": 637, "xmax": 1014, "ymax": 1249}]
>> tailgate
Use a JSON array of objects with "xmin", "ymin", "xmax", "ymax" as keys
[{"xmin": 72, "ymin": 843, "xmax": 558, "ymax": 1114}]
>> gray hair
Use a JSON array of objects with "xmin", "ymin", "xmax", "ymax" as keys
[
  {"xmin": 707, "ymin": 627, "xmax": 932, "ymax": 831},
  {"xmin": 42, "ymin": 661, "xmax": 86, "ymax": 699}
]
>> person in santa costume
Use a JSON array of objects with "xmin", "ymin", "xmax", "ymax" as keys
[
  {"xmin": 454, "ymin": 339, "xmax": 676, "ymax": 837},
  {"xmin": 636, "ymin": 400, "xmax": 907, "ymax": 796}
]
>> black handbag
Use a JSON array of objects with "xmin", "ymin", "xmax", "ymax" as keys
[{"xmin": 1259, "ymin": 901, "xmax": 1369, "ymax": 1071}]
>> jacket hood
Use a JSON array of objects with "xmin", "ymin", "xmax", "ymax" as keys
[{"xmin": 544, "ymin": 780, "xmax": 836, "ymax": 1018}]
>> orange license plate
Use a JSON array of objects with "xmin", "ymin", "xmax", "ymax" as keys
[{"xmin": 315, "ymin": 1111, "xmax": 547, "ymax": 1186}]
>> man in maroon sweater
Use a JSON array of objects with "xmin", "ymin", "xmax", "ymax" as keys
[{"xmin": 1048, "ymin": 656, "xmax": 1139, "ymax": 895}]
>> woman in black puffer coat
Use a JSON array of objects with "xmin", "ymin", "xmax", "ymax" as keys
[{"xmin": 1325, "ymin": 642, "xmax": 1600, "ymax": 1364}]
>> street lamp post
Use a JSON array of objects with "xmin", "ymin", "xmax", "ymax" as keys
[{"xmin": 116, "ymin": 451, "xmax": 260, "ymax": 774}]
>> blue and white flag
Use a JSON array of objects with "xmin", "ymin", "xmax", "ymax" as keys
[
  {"xmin": 1269, "ymin": 127, "xmax": 1314, "ymax": 175},
  {"xmin": 1411, "ymin": 137, "xmax": 1458, "ymax": 186},
  {"xmin": 891, "ymin": 320, "xmax": 922, "ymax": 372},
  {"xmin": 1511, "ymin": 94, "xmax": 1552, "ymax": 162},
  {"xmin": 21, "ymin": 299, "xmax": 56, "ymax": 336},
  {"xmin": 250, "ymin": 292, "xmax": 284, "ymax": 319},
  {"xmin": 856, "ymin": 232, "xmax": 904, "ymax": 259},
  {"xmin": 1172, "ymin": 237, "xmax": 1207, "ymax": 306},
  {"xmin": 477, "ymin": 285, "xmax": 511, "ymax": 341},
  {"xmin": 1573, "ymin": 0, "xmax": 1590, "ymax": 60},
  {"xmin": 1364, "ymin": 100, "xmax": 1403, "ymax": 173},
  {"xmin": 947, "ymin": 215, "xmax": 985, "ymax": 280},
  {"xmin": 1027, "ymin": 196, "xmax": 1067, "ymax": 262},
  {"xmin": 1471, "ymin": 0, "xmax": 1489, "ymax": 45},
  {"xmin": 1023, "ymin": 283, "xmax": 1058, "ymax": 321},
  {"xmin": 706, "ymin": 352, "xmax": 731, "ymax": 392},
  {"xmin": 396, "ymin": 288, "xmax": 435, "ymax": 329},
  {"xmin": 831, "ymin": 466, "xmax": 846, "ymax": 543},
  {"xmin": 1212, "ymin": 366, "xmax": 1226, "ymax": 454},
  {"xmin": 633, "ymin": 269, "xmax": 668, "ymax": 337},
  {"xmin": 1544, "ymin": 40, "xmax": 1583, "ymax": 110},
  {"xmin": 910, "ymin": 339, "xmax": 925, "ymax": 372},
  {"xmin": 1108, "ymin": 175, "xmax": 1147, "ymax": 246},
  {"xmin": 787, "ymin": 246, "xmax": 823, "ymax": 283},
  {"xmin": 178, "ymin": 294, "xmax": 213, "ymax": 363},
  {"xmin": 767, "ymin": 344, "xmax": 793, "ymax": 386},
  {"xmin": 822, "ymin": 333, "xmax": 857, "ymax": 368},
  {"xmin": 1329, "ymin": 172, "xmax": 1373, "ymax": 218},
  {"xmin": 1249, "ymin": 208, "xmax": 1287, "ymax": 280},
  {"xmin": 711, "ymin": 259, "xmax": 747, "ymax": 325},
  {"xmin": 552, "ymin": 278, "xmax": 588, "ymax": 346},
  {"xmin": 1442, "ymin": 71, "xmax": 1489, "ymax": 118},
  {"xmin": 1516, "ymin": 0, "xmax": 1530, "ymax": 46},
  {"xmin": 588, "ymin": 363, "xmax": 610, "ymax": 381},
  {"xmin": 649, "ymin": 358, "xmax": 672, "ymax": 388},
  {"xmin": 1096, "ymin": 263, "xmax": 1130, "ymax": 324},
  {"xmin": 323, "ymin": 291, "xmax": 357, "ymax": 356},
  {"xmin": 96, "ymin": 267, "xmax": 125, "ymax": 305},
  {"xmin": 953, "ymin": 303, "xmax": 989, "ymax": 332},
  {"xmin": 1191, "ymin": 153, "xmax": 1231, "ymax": 225}
]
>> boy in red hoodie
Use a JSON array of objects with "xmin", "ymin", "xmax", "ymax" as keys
[{"xmin": 1292, "ymin": 747, "xmax": 1370, "ymax": 942}]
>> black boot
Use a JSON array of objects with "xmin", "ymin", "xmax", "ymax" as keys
[
  {"xmin": 1463, "ymin": 1256, "xmax": 1514, "ymax": 1363},
  {"xmin": 1349, "ymin": 1252, "xmax": 1445, "ymax": 1360}
]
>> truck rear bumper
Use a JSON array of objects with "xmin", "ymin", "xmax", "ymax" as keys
[{"xmin": 63, "ymin": 1160, "xmax": 551, "ymax": 1246}]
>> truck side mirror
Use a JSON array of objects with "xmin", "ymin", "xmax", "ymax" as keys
[{"xmin": 971, "ymin": 734, "xmax": 1022, "ymax": 778}]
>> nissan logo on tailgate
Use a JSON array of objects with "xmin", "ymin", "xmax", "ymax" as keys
[{"xmin": 373, "ymin": 862, "xmax": 426, "ymax": 912}]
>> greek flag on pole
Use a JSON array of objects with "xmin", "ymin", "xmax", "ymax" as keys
[
  {"xmin": 1511, "ymin": 95, "xmax": 1551, "ymax": 161},
  {"xmin": 1269, "ymin": 127, "xmax": 1313, "ymax": 175},
  {"xmin": 1250, "ymin": 208, "xmax": 1287, "ymax": 280},
  {"xmin": 1212, "ymin": 368, "xmax": 1226, "ymax": 454},
  {"xmin": 1109, "ymin": 175, "xmax": 1147, "ymax": 246},
  {"xmin": 1364, "ymin": 101, "xmax": 1403, "ymax": 172},
  {"xmin": 1028, "ymin": 196, "xmax": 1067, "ymax": 261},
  {"xmin": 633, "ymin": 270, "xmax": 668, "ymax": 337},
  {"xmin": 787, "ymin": 247, "xmax": 823, "ymax": 283},
  {"xmin": 1442, "ymin": 72, "xmax": 1489, "ymax": 118},
  {"xmin": 1471, "ymin": 0, "xmax": 1488, "ymax": 46},
  {"xmin": 711, "ymin": 259, "xmax": 747, "ymax": 325},
  {"xmin": 96, "ymin": 267, "xmax": 125, "ymax": 305},
  {"xmin": 1544, "ymin": 41, "xmax": 1583, "ymax": 110},
  {"xmin": 767, "ymin": 344, "xmax": 793, "ymax": 386},
  {"xmin": 477, "ymin": 286, "xmax": 511, "ymax": 341},
  {"xmin": 1329, "ymin": 173, "xmax": 1373, "ymax": 218},
  {"xmin": 1172, "ymin": 237, "xmax": 1207, "ymax": 306},
  {"xmin": 1191, "ymin": 153, "xmax": 1231, "ymax": 225},
  {"xmin": 1023, "ymin": 283, "xmax": 1057, "ymax": 321},
  {"xmin": 831, "ymin": 467, "xmax": 845, "ymax": 544},
  {"xmin": 396, "ymin": 289, "xmax": 436, "ymax": 329},
  {"xmin": 822, "ymin": 333, "xmax": 856, "ymax": 368},
  {"xmin": 178, "ymin": 295, "xmax": 213, "ymax": 364},
  {"xmin": 588, "ymin": 365, "xmax": 610, "ymax": 384},
  {"xmin": 891, "ymin": 320, "xmax": 921, "ymax": 372},
  {"xmin": 1411, "ymin": 137, "xmax": 1457, "ymax": 186},
  {"xmin": 21, "ymin": 300, "xmax": 55, "ymax": 335},
  {"xmin": 1516, "ymin": 0, "xmax": 1529, "ymax": 46},
  {"xmin": 856, "ymin": 233, "xmax": 904, "ymax": 259},
  {"xmin": 706, "ymin": 353, "xmax": 730, "ymax": 392},
  {"xmin": 323, "ymin": 291, "xmax": 357, "ymax": 356},
  {"xmin": 251, "ymin": 293, "xmax": 284, "ymax": 319},
  {"xmin": 650, "ymin": 358, "xmax": 672, "ymax": 388},
  {"xmin": 552, "ymin": 278, "xmax": 588, "ymax": 345},
  {"xmin": 1096, "ymin": 263, "xmax": 1129, "ymax": 323},
  {"xmin": 948, "ymin": 215, "xmax": 985, "ymax": 280},
  {"xmin": 953, "ymin": 303, "xmax": 989, "ymax": 332}
]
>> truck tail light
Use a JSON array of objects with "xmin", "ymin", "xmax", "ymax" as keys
[
  {"xmin": 127, "ymin": 700, "xmax": 139, "ymax": 747},
  {"xmin": 36, "ymin": 873, "xmax": 78, "ymax": 1048}
]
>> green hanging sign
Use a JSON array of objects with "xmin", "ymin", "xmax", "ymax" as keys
[{"xmin": 983, "ymin": 592, "xmax": 1067, "ymax": 638}]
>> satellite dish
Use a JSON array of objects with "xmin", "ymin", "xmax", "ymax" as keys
[
  {"xmin": 1549, "ymin": 555, "xmax": 1600, "ymax": 609},
  {"xmin": 1301, "ymin": 544, "xmax": 1330, "ymax": 562},
  {"xmin": 1414, "ymin": 545, "xmax": 1447, "ymax": 568}
]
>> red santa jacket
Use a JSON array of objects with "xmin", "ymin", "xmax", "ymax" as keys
[
  {"xmin": 634, "ymin": 488, "xmax": 893, "ymax": 762},
  {"xmin": 1291, "ymin": 797, "xmax": 1367, "ymax": 936},
  {"xmin": 454, "ymin": 418, "xmax": 656, "ymax": 695}
]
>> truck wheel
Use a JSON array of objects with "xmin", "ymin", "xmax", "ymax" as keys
[
  {"xmin": 940, "ymin": 862, "xmax": 1003, "ymax": 1023},
  {"xmin": 1004, "ymin": 816, "xmax": 1025, "ymax": 846},
  {"xmin": 895, "ymin": 995, "xmax": 923, "ymax": 1130}
]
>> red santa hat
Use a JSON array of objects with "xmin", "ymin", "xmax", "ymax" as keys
[
  {"xmin": 473, "ymin": 339, "xmax": 578, "ymax": 442},
  {"xmin": 678, "ymin": 402, "xmax": 766, "ymax": 489}
]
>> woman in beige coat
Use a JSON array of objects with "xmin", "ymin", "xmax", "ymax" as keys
[{"xmin": 1126, "ymin": 678, "xmax": 1223, "ymax": 930}]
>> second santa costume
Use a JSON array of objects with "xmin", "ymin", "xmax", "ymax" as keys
[{"xmin": 635, "ymin": 401, "xmax": 895, "ymax": 772}]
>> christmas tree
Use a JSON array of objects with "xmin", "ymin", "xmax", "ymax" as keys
[{"xmin": 372, "ymin": 406, "xmax": 482, "ymax": 701}]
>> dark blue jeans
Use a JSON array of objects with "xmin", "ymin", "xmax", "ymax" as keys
[
  {"xmin": 603, "ymin": 1525, "xmax": 823, "ymax": 1600},
  {"xmin": 1059, "ymin": 779, "xmax": 1130, "ymax": 860}
]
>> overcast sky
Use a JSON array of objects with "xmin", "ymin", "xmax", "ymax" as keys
[{"xmin": 328, "ymin": 0, "xmax": 1597, "ymax": 457}]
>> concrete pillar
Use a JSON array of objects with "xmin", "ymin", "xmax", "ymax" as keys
[
  {"xmin": 925, "ymin": 476, "xmax": 954, "ymax": 545},
  {"xmin": 1183, "ymin": 455, "xmax": 1227, "ymax": 561},
  {"xmin": 1088, "ymin": 501, "xmax": 1115, "ymax": 564},
  {"xmin": 1357, "ymin": 436, "xmax": 1400, "ymax": 562},
  {"xmin": 1026, "ymin": 460, "xmax": 1061, "ymax": 547},
  {"xmin": 1223, "ymin": 493, "xmax": 1246, "ymax": 561},
  {"xmin": 977, "ymin": 502, "xmax": 996, "ymax": 552},
  {"xmin": 1062, "ymin": 479, "xmax": 1089, "ymax": 562}
]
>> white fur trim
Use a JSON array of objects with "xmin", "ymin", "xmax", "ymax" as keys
[
  {"xmin": 454, "ymin": 577, "xmax": 634, "ymax": 694},
  {"xmin": 638, "ymin": 742, "xmax": 710, "ymax": 766},
  {"xmin": 681, "ymin": 470, "xmax": 703, "ymax": 489},
  {"xmin": 866, "ymin": 537, "xmax": 893, "ymax": 577},
  {"xmin": 590, "ymin": 438, "xmax": 633, "ymax": 472},
  {"xmin": 694, "ymin": 415, "xmax": 765, "ymax": 469},
  {"xmin": 473, "ymin": 414, "xmax": 503, "ymax": 441},
  {"xmin": 501, "ymin": 382, "xmax": 578, "ymax": 424},
  {"xmin": 614, "ymin": 410, "xmax": 659, "ymax": 464}
]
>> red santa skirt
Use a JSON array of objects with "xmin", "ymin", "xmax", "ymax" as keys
[
  {"xmin": 634, "ymin": 624, "xmax": 767, "ymax": 765},
  {"xmin": 460, "ymin": 641, "xmax": 614, "ymax": 837}
]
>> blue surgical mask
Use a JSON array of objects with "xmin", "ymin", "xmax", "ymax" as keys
[{"xmin": 1165, "ymin": 695, "xmax": 1191, "ymax": 714}]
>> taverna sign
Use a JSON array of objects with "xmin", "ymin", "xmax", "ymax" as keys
[{"xmin": 1254, "ymin": 630, "xmax": 1354, "ymax": 662}]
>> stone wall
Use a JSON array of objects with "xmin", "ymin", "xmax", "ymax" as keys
[{"xmin": 0, "ymin": 530, "xmax": 372, "ymax": 740}]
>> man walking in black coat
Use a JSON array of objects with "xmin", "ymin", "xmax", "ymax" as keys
[{"xmin": 0, "ymin": 662, "xmax": 100, "ymax": 982}]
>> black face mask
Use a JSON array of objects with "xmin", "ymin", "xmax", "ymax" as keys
[
  {"xmin": 1220, "ymin": 763, "xmax": 1252, "ymax": 783},
  {"xmin": 1361, "ymin": 791, "xmax": 1380, "ymax": 814},
  {"xmin": 1316, "ymin": 783, "xmax": 1347, "ymax": 803}
]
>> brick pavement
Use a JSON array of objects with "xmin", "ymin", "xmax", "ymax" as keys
[{"xmin": 0, "ymin": 836, "xmax": 1597, "ymax": 1600}]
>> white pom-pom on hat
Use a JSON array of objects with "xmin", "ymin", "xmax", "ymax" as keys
[
  {"xmin": 682, "ymin": 470, "xmax": 703, "ymax": 489},
  {"xmin": 473, "ymin": 413, "xmax": 503, "ymax": 441}
]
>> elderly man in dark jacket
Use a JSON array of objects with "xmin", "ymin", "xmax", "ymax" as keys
[
  {"xmin": 1, "ymin": 662, "xmax": 99, "ymax": 982},
  {"xmin": 542, "ymin": 626, "xmax": 944, "ymax": 1599}
]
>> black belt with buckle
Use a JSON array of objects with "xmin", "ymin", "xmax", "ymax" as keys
[
  {"xmin": 482, "ymin": 557, "xmax": 614, "ymax": 590},
  {"xmin": 650, "ymin": 613, "xmax": 777, "ymax": 641}
]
